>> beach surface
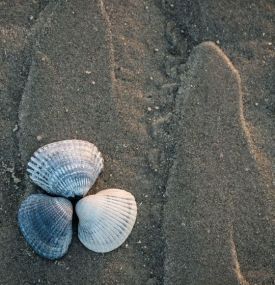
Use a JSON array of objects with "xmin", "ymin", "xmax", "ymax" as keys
[{"xmin": 0, "ymin": 1, "xmax": 274, "ymax": 284}]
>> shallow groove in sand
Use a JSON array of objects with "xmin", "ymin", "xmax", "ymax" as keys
[
  {"xmin": 100, "ymin": 0, "xmax": 207, "ymax": 282},
  {"xmin": 101, "ymin": 1, "xmax": 172, "ymax": 282}
]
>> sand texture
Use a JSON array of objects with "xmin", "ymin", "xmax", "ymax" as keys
[{"xmin": 0, "ymin": 0, "xmax": 274, "ymax": 284}]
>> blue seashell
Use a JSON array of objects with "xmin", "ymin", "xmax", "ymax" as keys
[
  {"xmin": 27, "ymin": 140, "xmax": 103, "ymax": 197},
  {"xmin": 76, "ymin": 189, "xmax": 137, "ymax": 253},
  {"xmin": 18, "ymin": 194, "xmax": 73, "ymax": 260}
]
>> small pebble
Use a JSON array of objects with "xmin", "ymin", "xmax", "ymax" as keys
[
  {"xmin": 147, "ymin": 107, "xmax": 152, "ymax": 111},
  {"xmin": 91, "ymin": 81, "xmax": 96, "ymax": 85},
  {"xmin": 36, "ymin": 135, "xmax": 43, "ymax": 141},
  {"xmin": 85, "ymin": 70, "xmax": 92, "ymax": 74},
  {"xmin": 12, "ymin": 173, "xmax": 21, "ymax": 184},
  {"xmin": 12, "ymin": 124, "xmax": 18, "ymax": 132},
  {"xmin": 170, "ymin": 67, "xmax": 178, "ymax": 79},
  {"xmin": 255, "ymin": 102, "xmax": 259, "ymax": 106}
]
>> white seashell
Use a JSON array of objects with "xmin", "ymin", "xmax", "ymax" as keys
[
  {"xmin": 18, "ymin": 194, "xmax": 73, "ymax": 260},
  {"xmin": 76, "ymin": 189, "xmax": 137, "ymax": 253},
  {"xmin": 27, "ymin": 140, "xmax": 103, "ymax": 197}
]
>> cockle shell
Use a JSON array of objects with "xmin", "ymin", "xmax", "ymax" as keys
[
  {"xmin": 76, "ymin": 189, "xmax": 137, "ymax": 253},
  {"xmin": 18, "ymin": 194, "xmax": 73, "ymax": 260},
  {"xmin": 27, "ymin": 140, "xmax": 103, "ymax": 197}
]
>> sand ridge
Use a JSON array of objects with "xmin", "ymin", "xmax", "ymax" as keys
[{"xmin": 164, "ymin": 41, "xmax": 274, "ymax": 284}]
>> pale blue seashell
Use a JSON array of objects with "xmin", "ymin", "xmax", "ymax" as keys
[
  {"xmin": 18, "ymin": 194, "xmax": 73, "ymax": 260},
  {"xmin": 76, "ymin": 189, "xmax": 137, "ymax": 253},
  {"xmin": 27, "ymin": 140, "xmax": 103, "ymax": 197}
]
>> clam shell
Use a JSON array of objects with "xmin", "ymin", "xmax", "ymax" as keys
[
  {"xmin": 76, "ymin": 189, "xmax": 137, "ymax": 253},
  {"xmin": 18, "ymin": 194, "xmax": 73, "ymax": 260},
  {"xmin": 27, "ymin": 140, "xmax": 103, "ymax": 197}
]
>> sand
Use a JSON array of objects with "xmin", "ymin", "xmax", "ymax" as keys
[{"xmin": 0, "ymin": 0, "xmax": 274, "ymax": 284}]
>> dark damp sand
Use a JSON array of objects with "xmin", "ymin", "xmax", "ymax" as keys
[{"xmin": 0, "ymin": 1, "xmax": 274, "ymax": 284}]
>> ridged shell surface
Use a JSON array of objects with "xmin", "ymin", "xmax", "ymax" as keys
[
  {"xmin": 27, "ymin": 140, "xmax": 103, "ymax": 197},
  {"xmin": 18, "ymin": 194, "xmax": 73, "ymax": 260},
  {"xmin": 76, "ymin": 189, "xmax": 137, "ymax": 253}
]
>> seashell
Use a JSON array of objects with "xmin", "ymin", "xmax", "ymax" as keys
[
  {"xmin": 18, "ymin": 194, "xmax": 73, "ymax": 260},
  {"xmin": 76, "ymin": 189, "xmax": 137, "ymax": 253},
  {"xmin": 27, "ymin": 140, "xmax": 103, "ymax": 197}
]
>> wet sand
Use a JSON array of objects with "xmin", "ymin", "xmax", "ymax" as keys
[{"xmin": 0, "ymin": 0, "xmax": 274, "ymax": 284}]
